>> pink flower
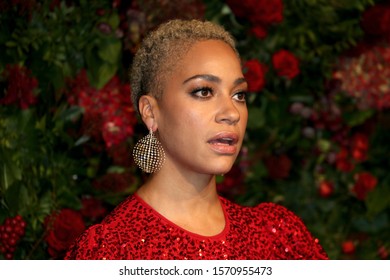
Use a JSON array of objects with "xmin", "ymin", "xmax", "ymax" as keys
[{"xmin": 333, "ymin": 46, "xmax": 390, "ymax": 110}]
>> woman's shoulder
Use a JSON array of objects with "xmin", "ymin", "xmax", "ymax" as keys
[
  {"xmin": 99, "ymin": 194, "xmax": 140, "ymax": 225},
  {"xmin": 64, "ymin": 223, "xmax": 109, "ymax": 260},
  {"xmin": 220, "ymin": 197, "xmax": 328, "ymax": 259},
  {"xmin": 220, "ymin": 196, "xmax": 294, "ymax": 219},
  {"xmin": 64, "ymin": 195, "xmax": 143, "ymax": 260},
  {"xmin": 222, "ymin": 197, "xmax": 314, "ymax": 236},
  {"xmin": 253, "ymin": 201, "xmax": 302, "ymax": 219},
  {"xmin": 221, "ymin": 196, "xmax": 307, "ymax": 222}
]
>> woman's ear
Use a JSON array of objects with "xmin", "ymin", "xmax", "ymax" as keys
[{"xmin": 138, "ymin": 95, "xmax": 158, "ymax": 131}]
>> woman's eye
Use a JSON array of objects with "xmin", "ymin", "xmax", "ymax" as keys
[
  {"xmin": 233, "ymin": 91, "xmax": 247, "ymax": 102},
  {"xmin": 191, "ymin": 87, "xmax": 213, "ymax": 98}
]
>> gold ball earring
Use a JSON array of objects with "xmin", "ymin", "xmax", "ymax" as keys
[{"xmin": 132, "ymin": 128, "xmax": 165, "ymax": 173}]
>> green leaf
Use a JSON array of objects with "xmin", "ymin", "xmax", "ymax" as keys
[
  {"xmin": 247, "ymin": 107, "xmax": 265, "ymax": 129},
  {"xmin": 85, "ymin": 40, "xmax": 119, "ymax": 88},
  {"xmin": 97, "ymin": 39, "xmax": 121, "ymax": 64},
  {"xmin": 38, "ymin": 191, "xmax": 54, "ymax": 217},
  {"xmin": 352, "ymin": 213, "xmax": 388, "ymax": 234},
  {"xmin": 58, "ymin": 106, "xmax": 84, "ymax": 122},
  {"xmin": 0, "ymin": 150, "xmax": 22, "ymax": 190},
  {"xmin": 4, "ymin": 182, "xmax": 22, "ymax": 214},
  {"xmin": 107, "ymin": 13, "xmax": 120, "ymax": 29},
  {"xmin": 344, "ymin": 109, "xmax": 374, "ymax": 127},
  {"xmin": 89, "ymin": 62, "xmax": 117, "ymax": 89},
  {"xmin": 74, "ymin": 135, "xmax": 90, "ymax": 146},
  {"xmin": 56, "ymin": 187, "xmax": 81, "ymax": 210},
  {"xmin": 317, "ymin": 139, "xmax": 332, "ymax": 153},
  {"xmin": 366, "ymin": 185, "xmax": 390, "ymax": 217}
]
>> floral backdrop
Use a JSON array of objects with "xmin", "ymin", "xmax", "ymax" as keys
[{"xmin": 1, "ymin": 0, "xmax": 389, "ymax": 260}]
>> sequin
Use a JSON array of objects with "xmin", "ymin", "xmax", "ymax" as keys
[{"xmin": 65, "ymin": 194, "xmax": 328, "ymax": 260}]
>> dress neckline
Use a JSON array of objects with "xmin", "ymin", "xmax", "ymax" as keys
[{"xmin": 133, "ymin": 193, "xmax": 230, "ymax": 241}]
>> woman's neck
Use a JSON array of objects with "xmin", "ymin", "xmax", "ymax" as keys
[
  {"xmin": 135, "ymin": 165, "xmax": 225, "ymax": 236},
  {"xmin": 137, "ymin": 169, "xmax": 218, "ymax": 209}
]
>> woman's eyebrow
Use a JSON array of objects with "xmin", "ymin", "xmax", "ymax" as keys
[
  {"xmin": 183, "ymin": 75, "xmax": 247, "ymax": 86},
  {"xmin": 183, "ymin": 74, "xmax": 221, "ymax": 84},
  {"xmin": 234, "ymin": 77, "xmax": 247, "ymax": 86}
]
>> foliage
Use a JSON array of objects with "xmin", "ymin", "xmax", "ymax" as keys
[{"xmin": 0, "ymin": 0, "xmax": 389, "ymax": 259}]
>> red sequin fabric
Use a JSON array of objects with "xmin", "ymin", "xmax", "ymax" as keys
[{"xmin": 65, "ymin": 194, "xmax": 328, "ymax": 260}]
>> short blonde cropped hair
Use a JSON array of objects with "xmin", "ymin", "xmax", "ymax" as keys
[{"xmin": 129, "ymin": 19, "xmax": 239, "ymax": 114}]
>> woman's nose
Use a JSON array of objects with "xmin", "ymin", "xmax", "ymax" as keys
[{"xmin": 215, "ymin": 96, "xmax": 241, "ymax": 125}]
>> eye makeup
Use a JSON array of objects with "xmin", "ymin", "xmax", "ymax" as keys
[{"xmin": 189, "ymin": 86, "xmax": 215, "ymax": 99}]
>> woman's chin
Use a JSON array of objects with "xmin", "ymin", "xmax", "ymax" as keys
[{"xmin": 210, "ymin": 164, "xmax": 234, "ymax": 176}]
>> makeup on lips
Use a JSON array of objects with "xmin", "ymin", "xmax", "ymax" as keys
[{"xmin": 207, "ymin": 132, "xmax": 239, "ymax": 155}]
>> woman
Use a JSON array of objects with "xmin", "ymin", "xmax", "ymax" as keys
[{"xmin": 65, "ymin": 19, "xmax": 328, "ymax": 260}]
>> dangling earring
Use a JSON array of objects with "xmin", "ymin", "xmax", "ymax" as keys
[{"xmin": 132, "ymin": 128, "xmax": 165, "ymax": 173}]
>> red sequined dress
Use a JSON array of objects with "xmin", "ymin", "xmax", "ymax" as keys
[{"xmin": 65, "ymin": 194, "xmax": 328, "ymax": 260}]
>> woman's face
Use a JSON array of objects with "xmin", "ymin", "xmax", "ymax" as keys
[{"xmin": 155, "ymin": 39, "xmax": 248, "ymax": 176}]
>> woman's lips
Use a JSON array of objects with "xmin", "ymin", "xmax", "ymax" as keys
[{"xmin": 207, "ymin": 132, "xmax": 239, "ymax": 155}]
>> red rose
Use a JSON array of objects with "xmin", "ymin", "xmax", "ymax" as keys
[
  {"xmin": 67, "ymin": 71, "xmax": 137, "ymax": 149},
  {"xmin": 350, "ymin": 133, "xmax": 369, "ymax": 162},
  {"xmin": 335, "ymin": 147, "xmax": 354, "ymax": 172},
  {"xmin": 264, "ymin": 154, "xmax": 292, "ymax": 180},
  {"xmin": 243, "ymin": 59, "xmax": 267, "ymax": 92},
  {"xmin": 272, "ymin": 50, "xmax": 300, "ymax": 79},
  {"xmin": 93, "ymin": 171, "xmax": 135, "ymax": 193},
  {"xmin": 226, "ymin": 0, "xmax": 252, "ymax": 18},
  {"xmin": 361, "ymin": 4, "xmax": 390, "ymax": 38},
  {"xmin": 107, "ymin": 142, "xmax": 133, "ymax": 167},
  {"xmin": 377, "ymin": 246, "xmax": 389, "ymax": 260},
  {"xmin": 44, "ymin": 209, "xmax": 85, "ymax": 259},
  {"xmin": 112, "ymin": 0, "xmax": 121, "ymax": 9},
  {"xmin": 102, "ymin": 116, "xmax": 128, "ymax": 148},
  {"xmin": 251, "ymin": 26, "xmax": 267, "ymax": 39},
  {"xmin": 227, "ymin": 0, "xmax": 283, "ymax": 39},
  {"xmin": 227, "ymin": 0, "xmax": 283, "ymax": 23},
  {"xmin": 248, "ymin": 0, "xmax": 283, "ymax": 26},
  {"xmin": 352, "ymin": 171, "xmax": 378, "ymax": 200},
  {"xmin": 318, "ymin": 180, "xmax": 334, "ymax": 198},
  {"xmin": 0, "ymin": 64, "xmax": 38, "ymax": 109},
  {"xmin": 342, "ymin": 240, "xmax": 356, "ymax": 255}
]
